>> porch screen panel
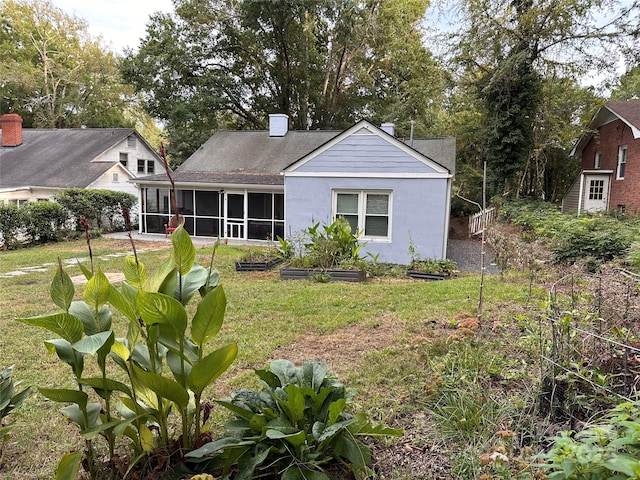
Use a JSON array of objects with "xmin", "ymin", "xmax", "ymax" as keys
[
  {"xmin": 247, "ymin": 192, "xmax": 282, "ymax": 240},
  {"xmin": 143, "ymin": 188, "xmax": 170, "ymax": 234},
  {"xmin": 195, "ymin": 191, "xmax": 221, "ymax": 237},
  {"xmin": 177, "ymin": 190, "xmax": 194, "ymax": 214}
]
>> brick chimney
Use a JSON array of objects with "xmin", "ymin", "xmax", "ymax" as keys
[{"xmin": 1, "ymin": 113, "xmax": 23, "ymax": 147}]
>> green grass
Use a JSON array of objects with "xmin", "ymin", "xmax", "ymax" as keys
[{"xmin": 0, "ymin": 237, "xmax": 544, "ymax": 479}]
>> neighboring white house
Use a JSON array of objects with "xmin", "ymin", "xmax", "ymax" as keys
[
  {"xmin": 134, "ymin": 115, "xmax": 455, "ymax": 264},
  {"xmin": 0, "ymin": 113, "xmax": 163, "ymax": 208}
]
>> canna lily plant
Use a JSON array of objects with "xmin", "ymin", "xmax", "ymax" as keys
[{"xmin": 17, "ymin": 225, "xmax": 237, "ymax": 480}]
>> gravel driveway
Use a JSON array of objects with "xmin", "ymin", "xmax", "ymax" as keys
[{"xmin": 447, "ymin": 238, "xmax": 499, "ymax": 274}]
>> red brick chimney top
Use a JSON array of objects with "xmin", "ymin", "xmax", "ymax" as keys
[{"xmin": 1, "ymin": 113, "xmax": 23, "ymax": 147}]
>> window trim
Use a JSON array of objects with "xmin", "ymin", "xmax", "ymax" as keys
[
  {"xmin": 332, "ymin": 189, "xmax": 392, "ymax": 241},
  {"xmin": 617, "ymin": 145, "xmax": 627, "ymax": 180}
]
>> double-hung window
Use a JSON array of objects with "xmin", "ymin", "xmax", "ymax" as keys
[
  {"xmin": 594, "ymin": 151, "xmax": 601, "ymax": 169},
  {"xmin": 334, "ymin": 190, "xmax": 391, "ymax": 239},
  {"xmin": 617, "ymin": 145, "xmax": 627, "ymax": 179}
]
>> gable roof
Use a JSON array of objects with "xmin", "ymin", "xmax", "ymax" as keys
[
  {"xmin": 572, "ymin": 100, "xmax": 640, "ymax": 156},
  {"xmin": 284, "ymin": 120, "xmax": 453, "ymax": 176},
  {"xmin": 0, "ymin": 128, "xmax": 137, "ymax": 189},
  {"xmin": 138, "ymin": 120, "xmax": 455, "ymax": 186}
]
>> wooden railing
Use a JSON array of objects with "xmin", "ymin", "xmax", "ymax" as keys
[{"xmin": 468, "ymin": 207, "xmax": 497, "ymax": 237}]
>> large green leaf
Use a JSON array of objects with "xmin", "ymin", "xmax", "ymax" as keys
[
  {"xmin": 50, "ymin": 265, "xmax": 74, "ymax": 312},
  {"xmin": 347, "ymin": 414, "xmax": 403, "ymax": 436},
  {"xmin": 198, "ymin": 266, "xmax": 221, "ymax": 297},
  {"xmin": 137, "ymin": 291, "xmax": 187, "ymax": 337},
  {"xmin": 144, "ymin": 257, "xmax": 176, "ymax": 293},
  {"xmin": 166, "ymin": 350, "xmax": 193, "ymax": 386},
  {"xmin": 72, "ymin": 331, "xmax": 114, "ymax": 356},
  {"xmin": 17, "ymin": 313, "xmax": 83, "ymax": 343},
  {"xmin": 175, "ymin": 264, "xmax": 208, "ymax": 304},
  {"xmin": 191, "ymin": 285, "xmax": 226, "ymax": 348},
  {"xmin": 55, "ymin": 450, "xmax": 83, "ymax": 480},
  {"xmin": 123, "ymin": 255, "xmax": 146, "ymax": 287},
  {"xmin": 108, "ymin": 284, "xmax": 138, "ymax": 322},
  {"xmin": 188, "ymin": 343, "xmax": 238, "ymax": 397},
  {"xmin": 332, "ymin": 434, "xmax": 371, "ymax": 468},
  {"xmin": 185, "ymin": 437, "xmax": 255, "ymax": 458},
  {"xmin": 83, "ymin": 269, "xmax": 111, "ymax": 309},
  {"xmin": 61, "ymin": 403, "xmax": 102, "ymax": 429},
  {"xmin": 69, "ymin": 301, "xmax": 112, "ymax": 335},
  {"xmin": 44, "ymin": 339, "xmax": 84, "ymax": 378},
  {"xmin": 171, "ymin": 225, "xmax": 196, "ymax": 276},
  {"xmin": 265, "ymin": 428, "xmax": 307, "ymax": 446},
  {"xmin": 79, "ymin": 377, "xmax": 132, "ymax": 398},
  {"xmin": 131, "ymin": 364, "xmax": 189, "ymax": 410},
  {"xmin": 281, "ymin": 467, "xmax": 328, "ymax": 480},
  {"xmin": 277, "ymin": 384, "xmax": 306, "ymax": 425},
  {"xmin": 39, "ymin": 388, "xmax": 87, "ymax": 408}
]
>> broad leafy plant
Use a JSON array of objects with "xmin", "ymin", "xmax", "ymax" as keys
[
  {"xmin": 538, "ymin": 400, "xmax": 640, "ymax": 479},
  {"xmin": 17, "ymin": 225, "xmax": 237, "ymax": 480},
  {"xmin": 187, "ymin": 359, "xmax": 402, "ymax": 479},
  {"xmin": 283, "ymin": 217, "xmax": 365, "ymax": 269},
  {"xmin": 0, "ymin": 365, "xmax": 30, "ymax": 465}
]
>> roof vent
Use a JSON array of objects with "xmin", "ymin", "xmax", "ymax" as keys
[
  {"xmin": 0, "ymin": 113, "xmax": 23, "ymax": 147},
  {"xmin": 380, "ymin": 122, "xmax": 395, "ymax": 136},
  {"xmin": 269, "ymin": 114, "xmax": 289, "ymax": 137}
]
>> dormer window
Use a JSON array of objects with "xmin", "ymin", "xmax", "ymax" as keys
[{"xmin": 594, "ymin": 151, "xmax": 601, "ymax": 169}]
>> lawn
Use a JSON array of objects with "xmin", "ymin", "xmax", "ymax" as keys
[{"xmin": 0, "ymin": 235, "xmax": 545, "ymax": 479}]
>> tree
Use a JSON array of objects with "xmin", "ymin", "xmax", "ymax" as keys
[
  {"xmin": 122, "ymin": 0, "xmax": 448, "ymax": 163},
  {"xmin": 445, "ymin": 0, "xmax": 639, "ymax": 198},
  {"xmin": 0, "ymin": 0, "xmax": 136, "ymax": 128}
]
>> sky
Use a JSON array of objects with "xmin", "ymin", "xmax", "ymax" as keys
[{"xmin": 50, "ymin": 0, "xmax": 175, "ymax": 54}]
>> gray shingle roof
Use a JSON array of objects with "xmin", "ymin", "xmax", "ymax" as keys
[
  {"xmin": 0, "ymin": 128, "xmax": 135, "ymax": 188},
  {"xmin": 607, "ymin": 101, "xmax": 640, "ymax": 130}
]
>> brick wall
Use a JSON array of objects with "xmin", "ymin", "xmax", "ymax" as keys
[{"xmin": 582, "ymin": 119, "xmax": 640, "ymax": 212}]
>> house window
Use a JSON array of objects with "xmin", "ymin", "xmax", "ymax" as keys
[
  {"xmin": 247, "ymin": 192, "xmax": 285, "ymax": 240},
  {"xmin": 112, "ymin": 173, "xmax": 119, "ymax": 182},
  {"xmin": 9, "ymin": 199, "xmax": 28, "ymax": 207},
  {"xmin": 588, "ymin": 179, "xmax": 604, "ymax": 200},
  {"xmin": 617, "ymin": 145, "xmax": 627, "ymax": 179},
  {"xmin": 147, "ymin": 160, "xmax": 155, "ymax": 174},
  {"xmin": 594, "ymin": 151, "xmax": 601, "ymax": 169},
  {"xmin": 119, "ymin": 153, "xmax": 128, "ymax": 167},
  {"xmin": 334, "ymin": 190, "xmax": 391, "ymax": 239},
  {"xmin": 137, "ymin": 159, "xmax": 145, "ymax": 173},
  {"xmin": 127, "ymin": 135, "xmax": 136, "ymax": 148}
]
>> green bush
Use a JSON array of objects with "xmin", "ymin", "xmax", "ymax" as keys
[
  {"xmin": 539, "ymin": 400, "xmax": 640, "ymax": 479},
  {"xmin": 56, "ymin": 188, "xmax": 137, "ymax": 231},
  {"xmin": 187, "ymin": 359, "xmax": 402, "ymax": 479},
  {"xmin": 22, "ymin": 201, "xmax": 68, "ymax": 244},
  {"xmin": 0, "ymin": 204, "xmax": 23, "ymax": 249},
  {"xmin": 0, "ymin": 365, "xmax": 30, "ymax": 464}
]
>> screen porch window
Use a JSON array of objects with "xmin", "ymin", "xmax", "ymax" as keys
[
  {"xmin": 334, "ymin": 190, "xmax": 391, "ymax": 238},
  {"xmin": 617, "ymin": 145, "xmax": 627, "ymax": 179}
]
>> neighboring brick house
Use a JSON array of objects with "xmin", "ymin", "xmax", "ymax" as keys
[
  {"xmin": 0, "ymin": 113, "xmax": 163, "ymax": 208},
  {"xmin": 563, "ymin": 101, "xmax": 640, "ymax": 214}
]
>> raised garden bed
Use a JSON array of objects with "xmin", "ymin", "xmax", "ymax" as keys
[
  {"xmin": 280, "ymin": 267, "xmax": 366, "ymax": 282},
  {"xmin": 406, "ymin": 270, "xmax": 452, "ymax": 281},
  {"xmin": 235, "ymin": 257, "xmax": 284, "ymax": 272}
]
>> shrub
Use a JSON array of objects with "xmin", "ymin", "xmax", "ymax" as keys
[
  {"xmin": 56, "ymin": 188, "xmax": 137, "ymax": 231},
  {"xmin": 21, "ymin": 200, "xmax": 68, "ymax": 244},
  {"xmin": 0, "ymin": 204, "xmax": 23, "ymax": 249},
  {"xmin": 186, "ymin": 359, "xmax": 402, "ymax": 479},
  {"xmin": 538, "ymin": 400, "xmax": 640, "ymax": 479}
]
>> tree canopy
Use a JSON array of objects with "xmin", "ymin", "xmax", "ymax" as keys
[
  {"xmin": 122, "ymin": 0, "xmax": 449, "ymax": 163},
  {"xmin": 0, "ymin": 0, "xmax": 136, "ymax": 128}
]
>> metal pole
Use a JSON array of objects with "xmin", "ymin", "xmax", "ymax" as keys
[{"xmin": 478, "ymin": 161, "xmax": 487, "ymax": 321}]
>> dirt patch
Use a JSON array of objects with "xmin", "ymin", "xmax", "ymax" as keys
[{"xmin": 271, "ymin": 313, "xmax": 404, "ymax": 377}]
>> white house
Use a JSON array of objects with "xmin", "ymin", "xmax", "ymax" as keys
[{"xmin": 0, "ymin": 113, "xmax": 162, "ymax": 208}]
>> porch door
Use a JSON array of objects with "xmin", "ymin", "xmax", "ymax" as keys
[
  {"xmin": 584, "ymin": 175, "xmax": 610, "ymax": 212},
  {"xmin": 225, "ymin": 192, "xmax": 245, "ymax": 239}
]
